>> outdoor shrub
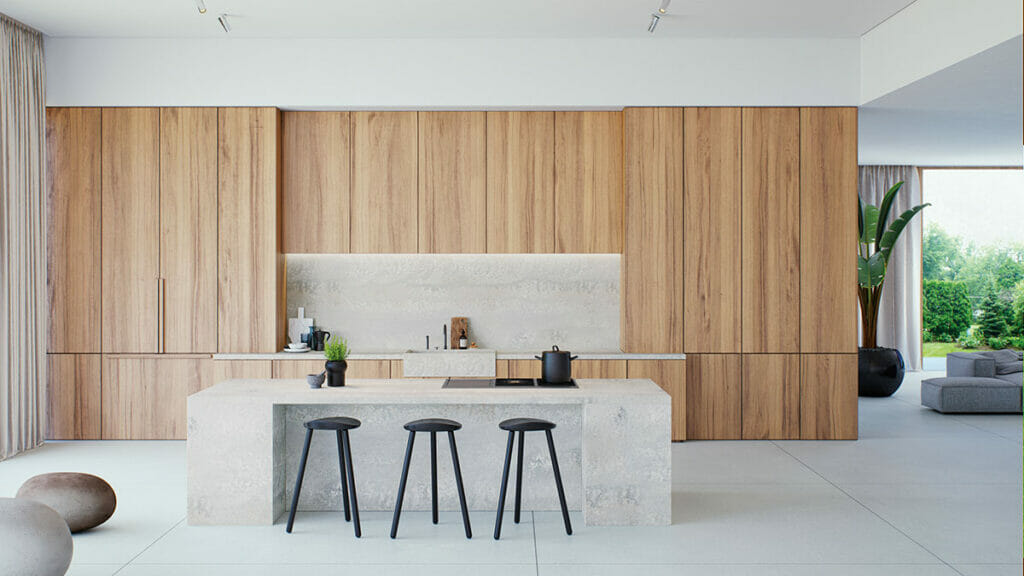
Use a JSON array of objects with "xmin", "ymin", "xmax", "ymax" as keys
[
  {"xmin": 923, "ymin": 280, "xmax": 973, "ymax": 340},
  {"xmin": 979, "ymin": 292, "xmax": 1013, "ymax": 338},
  {"xmin": 987, "ymin": 336, "xmax": 1009, "ymax": 350},
  {"xmin": 1007, "ymin": 336, "xmax": 1024, "ymax": 350},
  {"xmin": 957, "ymin": 332, "xmax": 982, "ymax": 349}
]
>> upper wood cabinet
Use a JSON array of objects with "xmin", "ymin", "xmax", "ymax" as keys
[
  {"xmin": 800, "ymin": 107, "xmax": 858, "ymax": 353},
  {"xmin": 282, "ymin": 111, "xmax": 351, "ymax": 253},
  {"xmin": 622, "ymin": 107, "xmax": 684, "ymax": 353},
  {"xmin": 351, "ymin": 111, "xmax": 418, "ymax": 253},
  {"xmin": 683, "ymin": 108, "xmax": 742, "ymax": 353},
  {"xmin": 46, "ymin": 108, "xmax": 102, "ymax": 354},
  {"xmin": 742, "ymin": 108, "xmax": 801, "ymax": 353},
  {"xmin": 418, "ymin": 112, "xmax": 487, "ymax": 253},
  {"xmin": 487, "ymin": 111, "xmax": 555, "ymax": 253},
  {"xmin": 101, "ymin": 108, "xmax": 160, "ymax": 354},
  {"xmin": 554, "ymin": 111, "xmax": 623, "ymax": 253},
  {"xmin": 218, "ymin": 107, "xmax": 284, "ymax": 354},
  {"xmin": 160, "ymin": 108, "xmax": 218, "ymax": 354}
]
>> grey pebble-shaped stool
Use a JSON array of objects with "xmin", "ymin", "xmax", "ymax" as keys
[
  {"xmin": 286, "ymin": 417, "xmax": 361, "ymax": 537},
  {"xmin": 493, "ymin": 418, "xmax": 572, "ymax": 539},
  {"xmin": 390, "ymin": 418, "xmax": 472, "ymax": 539}
]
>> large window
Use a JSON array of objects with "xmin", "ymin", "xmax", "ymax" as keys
[{"xmin": 921, "ymin": 168, "xmax": 1024, "ymax": 357}]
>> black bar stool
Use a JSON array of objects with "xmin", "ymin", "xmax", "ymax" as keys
[
  {"xmin": 286, "ymin": 417, "xmax": 361, "ymax": 537},
  {"xmin": 493, "ymin": 418, "xmax": 572, "ymax": 539},
  {"xmin": 390, "ymin": 418, "xmax": 472, "ymax": 539}
]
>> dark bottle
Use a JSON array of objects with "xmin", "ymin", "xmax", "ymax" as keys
[{"xmin": 458, "ymin": 329, "xmax": 468, "ymax": 350}]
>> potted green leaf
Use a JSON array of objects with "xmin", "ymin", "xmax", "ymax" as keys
[
  {"xmin": 323, "ymin": 336, "xmax": 350, "ymax": 387},
  {"xmin": 858, "ymin": 181, "xmax": 929, "ymax": 396}
]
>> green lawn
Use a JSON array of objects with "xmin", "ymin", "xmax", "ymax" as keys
[{"xmin": 923, "ymin": 341, "xmax": 983, "ymax": 357}]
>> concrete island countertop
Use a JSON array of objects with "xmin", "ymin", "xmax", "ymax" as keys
[
  {"xmin": 187, "ymin": 378, "xmax": 671, "ymax": 527},
  {"xmin": 213, "ymin": 351, "xmax": 687, "ymax": 361}
]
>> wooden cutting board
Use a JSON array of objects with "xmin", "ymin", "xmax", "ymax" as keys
[{"xmin": 450, "ymin": 317, "xmax": 468, "ymax": 349}]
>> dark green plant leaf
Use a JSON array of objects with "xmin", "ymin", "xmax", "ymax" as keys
[
  {"xmin": 858, "ymin": 252, "xmax": 886, "ymax": 287},
  {"xmin": 858, "ymin": 195, "xmax": 864, "ymax": 239},
  {"xmin": 875, "ymin": 181, "xmax": 904, "ymax": 249},
  {"xmin": 879, "ymin": 203, "xmax": 930, "ymax": 261},
  {"xmin": 860, "ymin": 204, "xmax": 879, "ymax": 244}
]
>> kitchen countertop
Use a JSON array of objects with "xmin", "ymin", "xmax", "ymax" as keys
[{"xmin": 213, "ymin": 351, "xmax": 687, "ymax": 361}]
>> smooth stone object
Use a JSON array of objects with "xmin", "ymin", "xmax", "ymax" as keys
[
  {"xmin": 17, "ymin": 473, "xmax": 116, "ymax": 533},
  {"xmin": 0, "ymin": 497, "xmax": 73, "ymax": 576}
]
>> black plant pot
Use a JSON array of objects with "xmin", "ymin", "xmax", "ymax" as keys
[
  {"xmin": 858, "ymin": 347, "xmax": 905, "ymax": 397},
  {"xmin": 325, "ymin": 360, "xmax": 347, "ymax": 388}
]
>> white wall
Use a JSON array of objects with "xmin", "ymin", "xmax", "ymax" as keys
[
  {"xmin": 860, "ymin": 0, "xmax": 1023, "ymax": 104},
  {"xmin": 44, "ymin": 37, "xmax": 859, "ymax": 107}
]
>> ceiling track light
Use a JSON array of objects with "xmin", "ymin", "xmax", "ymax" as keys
[
  {"xmin": 218, "ymin": 13, "xmax": 231, "ymax": 33},
  {"xmin": 648, "ymin": 13, "xmax": 660, "ymax": 33},
  {"xmin": 194, "ymin": 0, "xmax": 207, "ymax": 14},
  {"xmin": 658, "ymin": 0, "xmax": 671, "ymax": 14}
]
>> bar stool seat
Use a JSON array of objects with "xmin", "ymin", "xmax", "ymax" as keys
[
  {"xmin": 498, "ymin": 418, "xmax": 556, "ymax": 432},
  {"xmin": 404, "ymin": 418, "xmax": 462, "ymax": 433},
  {"xmin": 305, "ymin": 417, "xmax": 361, "ymax": 431}
]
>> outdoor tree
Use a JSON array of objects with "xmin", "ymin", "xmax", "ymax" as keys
[
  {"xmin": 978, "ymin": 292, "xmax": 1012, "ymax": 339},
  {"xmin": 922, "ymin": 280, "xmax": 972, "ymax": 340},
  {"xmin": 923, "ymin": 224, "xmax": 965, "ymax": 281}
]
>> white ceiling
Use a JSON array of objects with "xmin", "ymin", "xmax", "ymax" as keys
[
  {"xmin": 0, "ymin": 0, "xmax": 915, "ymax": 38},
  {"xmin": 859, "ymin": 35, "xmax": 1023, "ymax": 166}
]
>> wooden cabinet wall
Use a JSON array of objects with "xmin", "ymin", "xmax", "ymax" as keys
[
  {"xmin": 46, "ymin": 108, "xmax": 102, "ymax": 354},
  {"xmin": 741, "ymin": 354, "xmax": 800, "ymax": 439},
  {"xmin": 101, "ymin": 355, "xmax": 211, "ymax": 440},
  {"xmin": 351, "ymin": 111, "xmax": 418, "ymax": 253},
  {"xmin": 627, "ymin": 360, "xmax": 686, "ymax": 442},
  {"xmin": 218, "ymin": 107, "xmax": 285, "ymax": 354},
  {"xmin": 272, "ymin": 359, "xmax": 391, "ymax": 379},
  {"xmin": 46, "ymin": 354, "xmax": 101, "ymax": 440},
  {"xmin": 683, "ymin": 108, "xmax": 742, "ymax": 353},
  {"xmin": 685, "ymin": 354, "xmax": 742, "ymax": 440},
  {"xmin": 800, "ymin": 354, "xmax": 858, "ymax": 440},
  {"xmin": 487, "ymin": 111, "xmax": 555, "ymax": 253},
  {"xmin": 622, "ymin": 108, "xmax": 684, "ymax": 354},
  {"xmin": 419, "ymin": 112, "xmax": 487, "ymax": 253}
]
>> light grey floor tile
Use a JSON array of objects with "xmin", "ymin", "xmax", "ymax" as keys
[
  {"xmin": 673, "ymin": 441, "xmax": 825, "ymax": 485},
  {"xmin": 855, "ymin": 398, "xmax": 999, "ymax": 440},
  {"xmin": 66, "ymin": 565, "xmax": 123, "ymax": 576},
  {"xmin": 949, "ymin": 414, "xmax": 1024, "ymax": 443},
  {"xmin": 534, "ymin": 485, "xmax": 937, "ymax": 565},
  {"xmin": 538, "ymin": 565, "xmax": 958, "ymax": 576},
  {"xmin": 119, "ymin": 564, "xmax": 535, "ymax": 576},
  {"xmin": 954, "ymin": 564, "xmax": 1024, "ymax": 576},
  {"xmin": 134, "ymin": 511, "xmax": 534, "ymax": 565},
  {"xmin": 842, "ymin": 484, "xmax": 1024, "ymax": 564}
]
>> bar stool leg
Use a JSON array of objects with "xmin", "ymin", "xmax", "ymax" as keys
[
  {"xmin": 514, "ymin": 430, "xmax": 525, "ymax": 524},
  {"xmin": 341, "ymin": 430, "xmax": 361, "ymax": 538},
  {"xmin": 545, "ymin": 429, "xmax": 572, "ymax": 536},
  {"xmin": 335, "ymin": 430, "xmax": 351, "ymax": 522},
  {"xmin": 390, "ymin": 430, "xmax": 416, "ymax": 539},
  {"xmin": 493, "ymin": 430, "xmax": 515, "ymax": 540},
  {"xmin": 448, "ymin": 431, "xmax": 472, "ymax": 539},
  {"xmin": 286, "ymin": 428, "xmax": 314, "ymax": 533},
  {"xmin": 430, "ymin": 431, "xmax": 438, "ymax": 525}
]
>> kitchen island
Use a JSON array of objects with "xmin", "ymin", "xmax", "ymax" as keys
[{"xmin": 187, "ymin": 378, "xmax": 671, "ymax": 527}]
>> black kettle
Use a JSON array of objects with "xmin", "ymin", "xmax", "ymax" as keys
[
  {"xmin": 311, "ymin": 330, "xmax": 331, "ymax": 351},
  {"xmin": 535, "ymin": 345, "xmax": 578, "ymax": 384}
]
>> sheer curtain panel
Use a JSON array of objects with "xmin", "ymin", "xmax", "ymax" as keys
[{"xmin": 0, "ymin": 14, "xmax": 46, "ymax": 460}]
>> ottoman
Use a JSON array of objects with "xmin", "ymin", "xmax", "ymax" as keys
[{"xmin": 921, "ymin": 377, "xmax": 1023, "ymax": 414}]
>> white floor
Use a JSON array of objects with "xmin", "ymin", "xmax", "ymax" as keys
[{"xmin": 1, "ymin": 371, "xmax": 1020, "ymax": 576}]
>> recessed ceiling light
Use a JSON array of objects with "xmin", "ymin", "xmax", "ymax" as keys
[
  {"xmin": 218, "ymin": 13, "xmax": 231, "ymax": 33},
  {"xmin": 658, "ymin": 0, "xmax": 671, "ymax": 14},
  {"xmin": 194, "ymin": 0, "xmax": 207, "ymax": 14}
]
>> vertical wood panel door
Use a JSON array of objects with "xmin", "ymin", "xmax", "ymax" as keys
[
  {"xmin": 212, "ymin": 360, "xmax": 273, "ymax": 384},
  {"xmin": 572, "ymin": 359, "xmax": 627, "ymax": 379},
  {"xmin": 742, "ymin": 108, "xmax": 801, "ymax": 353},
  {"xmin": 626, "ymin": 359, "xmax": 686, "ymax": 441},
  {"xmin": 800, "ymin": 354, "xmax": 858, "ymax": 440},
  {"xmin": 800, "ymin": 107, "xmax": 858, "ymax": 353},
  {"xmin": 622, "ymin": 108, "xmax": 684, "ymax": 353},
  {"xmin": 554, "ymin": 111, "xmax": 623, "ymax": 254},
  {"xmin": 684, "ymin": 108, "xmax": 742, "ymax": 353},
  {"xmin": 351, "ymin": 111, "xmax": 418, "ymax": 253},
  {"xmin": 46, "ymin": 354, "xmax": 101, "ymax": 440},
  {"xmin": 218, "ymin": 108, "xmax": 283, "ymax": 354},
  {"xmin": 418, "ymin": 112, "xmax": 486, "ymax": 253},
  {"xmin": 282, "ymin": 111, "xmax": 351, "ymax": 253},
  {"xmin": 487, "ymin": 111, "xmax": 555, "ymax": 253},
  {"xmin": 101, "ymin": 108, "xmax": 160, "ymax": 353},
  {"xmin": 101, "ymin": 355, "xmax": 211, "ymax": 440},
  {"xmin": 160, "ymin": 108, "xmax": 218, "ymax": 354},
  {"xmin": 741, "ymin": 354, "xmax": 800, "ymax": 439},
  {"xmin": 685, "ymin": 354, "xmax": 742, "ymax": 440},
  {"xmin": 46, "ymin": 108, "xmax": 102, "ymax": 353}
]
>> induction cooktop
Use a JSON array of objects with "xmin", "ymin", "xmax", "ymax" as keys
[{"xmin": 442, "ymin": 378, "xmax": 578, "ymax": 389}]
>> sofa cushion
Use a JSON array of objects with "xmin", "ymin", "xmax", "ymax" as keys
[
  {"xmin": 980, "ymin": 349, "xmax": 1023, "ymax": 375},
  {"xmin": 996, "ymin": 372, "xmax": 1024, "ymax": 386},
  {"xmin": 921, "ymin": 377, "xmax": 1022, "ymax": 414},
  {"xmin": 947, "ymin": 352, "xmax": 996, "ymax": 378}
]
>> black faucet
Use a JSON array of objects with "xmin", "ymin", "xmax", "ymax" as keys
[{"xmin": 443, "ymin": 324, "xmax": 448, "ymax": 350}]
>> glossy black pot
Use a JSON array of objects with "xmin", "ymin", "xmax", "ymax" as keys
[
  {"xmin": 534, "ymin": 345, "xmax": 578, "ymax": 384},
  {"xmin": 858, "ymin": 347, "xmax": 905, "ymax": 397},
  {"xmin": 325, "ymin": 360, "xmax": 347, "ymax": 388}
]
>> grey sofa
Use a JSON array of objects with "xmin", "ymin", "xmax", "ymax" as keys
[{"xmin": 921, "ymin": 350, "xmax": 1023, "ymax": 413}]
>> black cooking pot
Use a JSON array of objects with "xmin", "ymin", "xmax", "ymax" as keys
[{"xmin": 535, "ymin": 346, "xmax": 578, "ymax": 384}]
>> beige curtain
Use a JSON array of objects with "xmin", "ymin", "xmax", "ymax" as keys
[
  {"xmin": 858, "ymin": 166, "xmax": 923, "ymax": 371},
  {"xmin": 0, "ymin": 15, "xmax": 46, "ymax": 461}
]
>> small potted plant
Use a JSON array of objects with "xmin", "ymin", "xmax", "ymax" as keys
[{"xmin": 323, "ymin": 336, "xmax": 349, "ymax": 388}]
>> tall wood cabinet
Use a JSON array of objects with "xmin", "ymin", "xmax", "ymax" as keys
[
  {"xmin": 218, "ymin": 107, "xmax": 285, "ymax": 354},
  {"xmin": 350, "ymin": 111, "xmax": 418, "ymax": 253},
  {"xmin": 419, "ymin": 112, "xmax": 487, "ymax": 253},
  {"xmin": 487, "ymin": 111, "xmax": 555, "ymax": 253}
]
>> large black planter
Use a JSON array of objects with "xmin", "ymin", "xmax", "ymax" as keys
[
  {"xmin": 325, "ymin": 360, "xmax": 347, "ymax": 388},
  {"xmin": 858, "ymin": 347, "xmax": 905, "ymax": 397}
]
